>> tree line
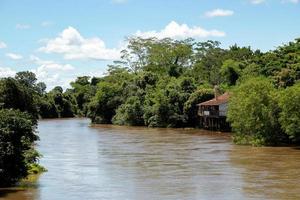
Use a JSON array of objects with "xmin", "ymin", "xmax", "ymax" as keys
[{"xmin": 0, "ymin": 37, "xmax": 299, "ymax": 185}]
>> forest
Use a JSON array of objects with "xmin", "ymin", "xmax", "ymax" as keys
[{"xmin": 0, "ymin": 37, "xmax": 300, "ymax": 186}]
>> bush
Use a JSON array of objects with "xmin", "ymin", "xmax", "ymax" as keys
[{"xmin": 227, "ymin": 77, "xmax": 286, "ymax": 146}]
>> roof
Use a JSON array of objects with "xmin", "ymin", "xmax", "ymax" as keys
[{"xmin": 198, "ymin": 92, "xmax": 229, "ymax": 106}]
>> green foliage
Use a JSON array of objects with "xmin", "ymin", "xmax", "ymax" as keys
[
  {"xmin": 70, "ymin": 76, "xmax": 95, "ymax": 116},
  {"xmin": 36, "ymin": 82, "xmax": 47, "ymax": 95},
  {"xmin": 88, "ymin": 81, "xmax": 123, "ymax": 123},
  {"xmin": 1, "ymin": 36, "xmax": 299, "ymax": 150},
  {"xmin": 84, "ymin": 37, "xmax": 300, "ymax": 137},
  {"xmin": 0, "ymin": 109, "xmax": 40, "ymax": 186},
  {"xmin": 240, "ymin": 63, "xmax": 261, "ymax": 80},
  {"xmin": 143, "ymin": 77, "xmax": 195, "ymax": 127},
  {"xmin": 27, "ymin": 163, "xmax": 47, "ymax": 174},
  {"xmin": 257, "ymin": 38, "xmax": 300, "ymax": 87},
  {"xmin": 113, "ymin": 96, "xmax": 144, "ymax": 126},
  {"xmin": 48, "ymin": 87, "xmax": 76, "ymax": 118},
  {"xmin": 120, "ymin": 37, "xmax": 194, "ymax": 75},
  {"xmin": 220, "ymin": 59, "xmax": 241, "ymax": 85},
  {"xmin": 38, "ymin": 86, "xmax": 78, "ymax": 119},
  {"xmin": 0, "ymin": 78, "xmax": 38, "ymax": 118},
  {"xmin": 15, "ymin": 71, "xmax": 37, "ymax": 88},
  {"xmin": 279, "ymin": 83, "xmax": 300, "ymax": 141},
  {"xmin": 38, "ymin": 98, "xmax": 58, "ymax": 118},
  {"xmin": 227, "ymin": 77, "xmax": 286, "ymax": 146},
  {"xmin": 183, "ymin": 87, "xmax": 214, "ymax": 127}
]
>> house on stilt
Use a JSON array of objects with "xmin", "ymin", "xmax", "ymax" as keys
[{"xmin": 197, "ymin": 91, "xmax": 230, "ymax": 131}]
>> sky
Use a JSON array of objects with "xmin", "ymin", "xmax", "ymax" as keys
[{"xmin": 0, "ymin": 0, "xmax": 299, "ymax": 90}]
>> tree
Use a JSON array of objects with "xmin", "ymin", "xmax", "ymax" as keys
[
  {"xmin": 240, "ymin": 63, "xmax": 261, "ymax": 80},
  {"xmin": 184, "ymin": 87, "xmax": 214, "ymax": 127},
  {"xmin": 192, "ymin": 40, "xmax": 226, "ymax": 85},
  {"xmin": 227, "ymin": 77, "xmax": 286, "ymax": 146},
  {"xmin": 220, "ymin": 59, "xmax": 241, "ymax": 85},
  {"xmin": 0, "ymin": 109, "xmax": 39, "ymax": 186},
  {"xmin": 113, "ymin": 96, "xmax": 144, "ymax": 126},
  {"xmin": 88, "ymin": 82, "xmax": 122, "ymax": 123},
  {"xmin": 15, "ymin": 71, "xmax": 37, "ymax": 88},
  {"xmin": 46, "ymin": 87, "xmax": 76, "ymax": 118},
  {"xmin": 36, "ymin": 82, "xmax": 47, "ymax": 95},
  {"xmin": 279, "ymin": 83, "xmax": 300, "ymax": 142},
  {"xmin": 143, "ymin": 77, "xmax": 193, "ymax": 127},
  {"xmin": 38, "ymin": 98, "xmax": 58, "ymax": 118},
  {"xmin": 52, "ymin": 86, "xmax": 63, "ymax": 93},
  {"xmin": 70, "ymin": 76, "xmax": 95, "ymax": 116},
  {"xmin": 0, "ymin": 78, "xmax": 38, "ymax": 117},
  {"xmin": 119, "ymin": 37, "xmax": 194, "ymax": 75}
]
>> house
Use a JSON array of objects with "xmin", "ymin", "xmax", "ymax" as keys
[{"xmin": 197, "ymin": 92, "xmax": 230, "ymax": 131}]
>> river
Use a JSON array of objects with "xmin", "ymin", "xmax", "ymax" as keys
[{"xmin": 0, "ymin": 118, "xmax": 300, "ymax": 200}]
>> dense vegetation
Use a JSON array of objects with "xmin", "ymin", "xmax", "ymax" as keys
[
  {"xmin": 82, "ymin": 37, "xmax": 300, "ymax": 146},
  {"xmin": 57, "ymin": 37, "xmax": 300, "ymax": 145},
  {"xmin": 0, "ymin": 72, "xmax": 45, "ymax": 186},
  {"xmin": 85, "ymin": 37, "xmax": 299, "ymax": 138},
  {"xmin": 0, "ymin": 38, "xmax": 299, "ymax": 184}
]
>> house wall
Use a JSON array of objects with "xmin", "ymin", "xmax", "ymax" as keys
[{"xmin": 219, "ymin": 103, "xmax": 228, "ymax": 116}]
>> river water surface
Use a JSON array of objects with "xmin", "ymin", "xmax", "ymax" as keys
[{"xmin": 1, "ymin": 118, "xmax": 300, "ymax": 200}]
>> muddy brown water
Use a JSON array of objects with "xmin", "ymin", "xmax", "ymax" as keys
[{"xmin": 1, "ymin": 118, "xmax": 300, "ymax": 200}]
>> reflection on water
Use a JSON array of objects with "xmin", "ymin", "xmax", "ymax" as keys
[{"xmin": 1, "ymin": 118, "xmax": 300, "ymax": 200}]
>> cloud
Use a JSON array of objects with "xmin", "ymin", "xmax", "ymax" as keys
[
  {"xmin": 30, "ymin": 55, "xmax": 75, "ymax": 71},
  {"xmin": 30, "ymin": 55, "xmax": 75, "ymax": 90},
  {"xmin": 0, "ymin": 41, "xmax": 7, "ymax": 49},
  {"xmin": 283, "ymin": 0, "xmax": 299, "ymax": 3},
  {"xmin": 0, "ymin": 67, "xmax": 16, "ymax": 78},
  {"xmin": 111, "ymin": 0, "xmax": 127, "ymax": 4},
  {"xmin": 6, "ymin": 53, "xmax": 23, "ymax": 60},
  {"xmin": 249, "ymin": 0, "xmax": 266, "ymax": 4},
  {"xmin": 135, "ymin": 21, "xmax": 225, "ymax": 39},
  {"xmin": 39, "ymin": 27, "xmax": 121, "ymax": 60},
  {"xmin": 250, "ymin": 0, "xmax": 299, "ymax": 4},
  {"xmin": 204, "ymin": 9, "xmax": 234, "ymax": 18},
  {"xmin": 16, "ymin": 24, "xmax": 31, "ymax": 29},
  {"xmin": 41, "ymin": 21, "xmax": 54, "ymax": 27}
]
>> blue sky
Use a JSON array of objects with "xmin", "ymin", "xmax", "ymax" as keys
[{"xmin": 0, "ymin": 0, "xmax": 299, "ymax": 89}]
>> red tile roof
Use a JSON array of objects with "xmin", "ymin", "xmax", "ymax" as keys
[{"xmin": 198, "ymin": 92, "xmax": 229, "ymax": 106}]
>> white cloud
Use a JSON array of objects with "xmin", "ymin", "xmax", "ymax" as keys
[
  {"xmin": 249, "ymin": 0, "xmax": 266, "ymax": 4},
  {"xmin": 250, "ymin": 0, "xmax": 299, "ymax": 4},
  {"xmin": 0, "ymin": 56, "xmax": 77, "ymax": 90},
  {"xmin": 16, "ymin": 24, "xmax": 31, "ymax": 29},
  {"xmin": 135, "ymin": 21, "xmax": 225, "ymax": 39},
  {"xmin": 6, "ymin": 53, "xmax": 23, "ymax": 60},
  {"xmin": 111, "ymin": 0, "xmax": 127, "ymax": 4},
  {"xmin": 39, "ymin": 27, "xmax": 121, "ymax": 60},
  {"xmin": 30, "ymin": 55, "xmax": 75, "ymax": 90},
  {"xmin": 283, "ymin": 0, "xmax": 299, "ymax": 3},
  {"xmin": 204, "ymin": 9, "xmax": 234, "ymax": 18},
  {"xmin": 0, "ymin": 67, "xmax": 16, "ymax": 78},
  {"xmin": 0, "ymin": 41, "xmax": 7, "ymax": 49},
  {"xmin": 30, "ymin": 55, "xmax": 74, "ymax": 71},
  {"xmin": 41, "ymin": 21, "xmax": 53, "ymax": 27}
]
